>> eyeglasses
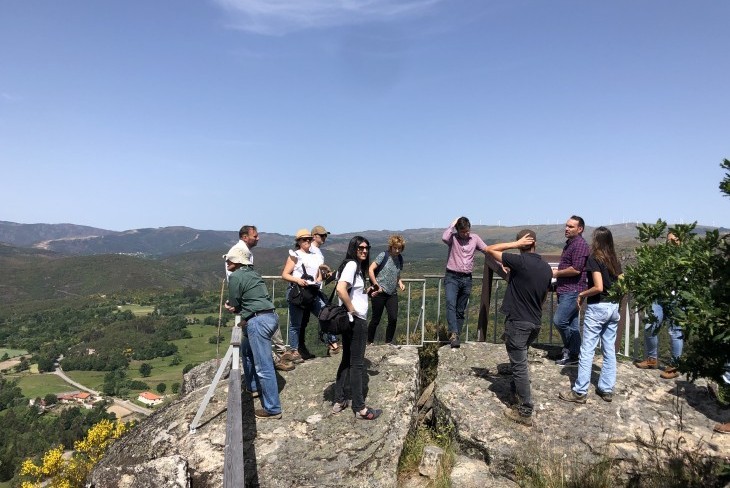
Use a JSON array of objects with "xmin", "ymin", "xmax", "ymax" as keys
[{"xmin": 357, "ymin": 245, "xmax": 370, "ymax": 251}]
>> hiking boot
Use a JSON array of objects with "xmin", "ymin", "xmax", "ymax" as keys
[
  {"xmin": 634, "ymin": 357, "xmax": 658, "ymax": 369},
  {"xmin": 713, "ymin": 422, "xmax": 730, "ymax": 434},
  {"xmin": 559, "ymin": 389, "xmax": 587, "ymax": 404},
  {"xmin": 279, "ymin": 351, "xmax": 296, "ymax": 362},
  {"xmin": 596, "ymin": 389, "xmax": 613, "ymax": 403},
  {"xmin": 555, "ymin": 355, "xmax": 579, "ymax": 366},
  {"xmin": 289, "ymin": 350, "xmax": 304, "ymax": 364},
  {"xmin": 299, "ymin": 347, "xmax": 316, "ymax": 360},
  {"xmin": 275, "ymin": 360, "xmax": 295, "ymax": 372},
  {"xmin": 450, "ymin": 333, "xmax": 461, "ymax": 349},
  {"xmin": 660, "ymin": 366, "xmax": 680, "ymax": 379},
  {"xmin": 503, "ymin": 408, "xmax": 533, "ymax": 427},
  {"xmin": 254, "ymin": 408, "xmax": 282, "ymax": 419}
]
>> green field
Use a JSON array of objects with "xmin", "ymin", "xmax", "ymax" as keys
[
  {"xmin": 62, "ymin": 370, "xmax": 107, "ymax": 392},
  {"xmin": 118, "ymin": 304, "xmax": 156, "ymax": 316},
  {"xmin": 0, "ymin": 348, "xmax": 27, "ymax": 358},
  {"xmin": 7, "ymin": 373, "xmax": 76, "ymax": 399}
]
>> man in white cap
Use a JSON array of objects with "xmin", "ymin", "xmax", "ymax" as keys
[{"xmin": 224, "ymin": 247, "xmax": 282, "ymax": 419}]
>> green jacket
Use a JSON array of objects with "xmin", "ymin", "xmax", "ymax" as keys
[{"xmin": 227, "ymin": 266, "xmax": 275, "ymax": 318}]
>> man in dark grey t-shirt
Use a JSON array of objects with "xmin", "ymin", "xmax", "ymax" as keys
[{"xmin": 487, "ymin": 229, "xmax": 552, "ymax": 427}]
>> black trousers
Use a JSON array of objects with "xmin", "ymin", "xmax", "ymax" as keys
[{"xmin": 367, "ymin": 292, "xmax": 398, "ymax": 344}]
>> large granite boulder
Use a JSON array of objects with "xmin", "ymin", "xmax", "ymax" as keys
[
  {"xmin": 90, "ymin": 345, "xmax": 420, "ymax": 487},
  {"xmin": 435, "ymin": 342, "xmax": 730, "ymax": 479}
]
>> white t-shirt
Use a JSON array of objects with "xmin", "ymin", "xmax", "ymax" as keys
[
  {"xmin": 338, "ymin": 260, "xmax": 368, "ymax": 320},
  {"xmin": 290, "ymin": 249, "xmax": 323, "ymax": 285}
]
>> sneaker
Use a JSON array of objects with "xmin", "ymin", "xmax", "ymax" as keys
[
  {"xmin": 332, "ymin": 400, "xmax": 350, "ymax": 413},
  {"xmin": 558, "ymin": 389, "xmax": 587, "ymax": 404},
  {"xmin": 275, "ymin": 360, "xmax": 295, "ymax": 372},
  {"xmin": 555, "ymin": 355, "xmax": 579, "ymax": 366},
  {"xmin": 254, "ymin": 408, "xmax": 282, "ymax": 419},
  {"xmin": 634, "ymin": 357, "xmax": 658, "ymax": 369},
  {"xmin": 289, "ymin": 350, "xmax": 305, "ymax": 364},
  {"xmin": 660, "ymin": 367, "xmax": 680, "ymax": 379},
  {"xmin": 596, "ymin": 389, "xmax": 613, "ymax": 402},
  {"xmin": 355, "ymin": 407, "xmax": 382, "ymax": 420},
  {"xmin": 503, "ymin": 408, "xmax": 533, "ymax": 426},
  {"xmin": 449, "ymin": 333, "xmax": 460, "ymax": 349},
  {"xmin": 713, "ymin": 422, "xmax": 730, "ymax": 434}
]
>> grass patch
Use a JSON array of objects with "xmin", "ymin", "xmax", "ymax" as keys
[
  {"xmin": 11, "ymin": 373, "xmax": 75, "ymax": 398},
  {"xmin": 62, "ymin": 370, "xmax": 107, "ymax": 392},
  {"xmin": 117, "ymin": 304, "xmax": 155, "ymax": 316},
  {"xmin": 0, "ymin": 347, "xmax": 27, "ymax": 358}
]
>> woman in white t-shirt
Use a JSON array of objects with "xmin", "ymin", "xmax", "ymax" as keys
[
  {"xmin": 332, "ymin": 236, "xmax": 382, "ymax": 420},
  {"xmin": 282, "ymin": 229, "xmax": 326, "ymax": 363}
]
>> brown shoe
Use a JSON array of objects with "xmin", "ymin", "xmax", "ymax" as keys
[
  {"xmin": 504, "ymin": 408, "xmax": 533, "ymax": 427},
  {"xmin": 635, "ymin": 358, "xmax": 658, "ymax": 369},
  {"xmin": 255, "ymin": 408, "xmax": 282, "ymax": 419},
  {"xmin": 660, "ymin": 367, "xmax": 680, "ymax": 379},
  {"xmin": 713, "ymin": 422, "xmax": 730, "ymax": 434},
  {"xmin": 279, "ymin": 351, "xmax": 295, "ymax": 362},
  {"xmin": 289, "ymin": 350, "xmax": 304, "ymax": 364},
  {"xmin": 275, "ymin": 360, "xmax": 295, "ymax": 372}
]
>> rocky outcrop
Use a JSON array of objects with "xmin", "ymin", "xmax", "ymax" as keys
[
  {"xmin": 90, "ymin": 345, "xmax": 420, "ymax": 487},
  {"xmin": 435, "ymin": 342, "xmax": 730, "ymax": 479},
  {"xmin": 90, "ymin": 341, "xmax": 730, "ymax": 487}
]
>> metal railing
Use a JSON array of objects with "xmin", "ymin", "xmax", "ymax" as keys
[{"xmin": 259, "ymin": 274, "xmax": 659, "ymax": 359}]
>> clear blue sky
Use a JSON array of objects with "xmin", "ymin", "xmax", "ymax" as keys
[{"xmin": 1, "ymin": 1, "xmax": 728, "ymax": 234}]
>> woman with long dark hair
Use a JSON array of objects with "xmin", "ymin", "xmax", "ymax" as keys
[
  {"xmin": 332, "ymin": 236, "xmax": 382, "ymax": 420},
  {"xmin": 560, "ymin": 226, "xmax": 623, "ymax": 404}
]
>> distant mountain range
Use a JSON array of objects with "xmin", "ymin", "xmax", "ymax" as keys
[{"xmin": 0, "ymin": 220, "xmax": 724, "ymax": 309}]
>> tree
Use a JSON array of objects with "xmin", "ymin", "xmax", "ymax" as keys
[
  {"xmin": 171, "ymin": 382, "xmax": 180, "ymax": 394},
  {"xmin": 43, "ymin": 393, "xmax": 58, "ymax": 406},
  {"xmin": 614, "ymin": 160, "xmax": 730, "ymax": 381},
  {"xmin": 156, "ymin": 383, "xmax": 167, "ymax": 395},
  {"xmin": 138, "ymin": 363, "xmax": 152, "ymax": 378}
]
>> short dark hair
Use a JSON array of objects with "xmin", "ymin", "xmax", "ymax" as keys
[
  {"xmin": 516, "ymin": 229, "xmax": 536, "ymax": 251},
  {"xmin": 455, "ymin": 217, "xmax": 471, "ymax": 232},
  {"xmin": 239, "ymin": 225, "xmax": 257, "ymax": 239},
  {"xmin": 569, "ymin": 215, "xmax": 585, "ymax": 229}
]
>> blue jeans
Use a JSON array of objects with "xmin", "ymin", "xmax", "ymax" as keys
[
  {"xmin": 644, "ymin": 302, "xmax": 683, "ymax": 365},
  {"xmin": 573, "ymin": 302, "xmax": 619, "ymax": 395},
  {"xmin": 334, "ymin": 316, "xmax": 368, "ymax": 412},
  {"xmin": 242, "ymin": 312, "xmax": 281, "ymax": 415},
  {"xmin": 287, "ymin": 288, "xmax": 337, "ymax": 350},
  {"xmin": 553, "ymin": 291, "xmax": 581, "ymax": 357},
  {"xmin": 444, "ymin": 271, "xmax": 472, "ymax": 336}
]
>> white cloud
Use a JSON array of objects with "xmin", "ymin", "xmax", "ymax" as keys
[{"xmin": 213, "ymin": 0, "xmax": 442, "ymax": 35}]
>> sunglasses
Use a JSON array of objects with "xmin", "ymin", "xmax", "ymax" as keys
[
  {"xmin": 357, "ymin": 245, "xmax": 370, "ymax": 251},
  {"xmin": 298, "ymin": 237, "xmax": 313, "ymax": 242}
]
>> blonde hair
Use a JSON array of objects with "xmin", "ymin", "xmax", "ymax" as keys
[{"xmin": 388, "ymin": 235, "xmax": 405, "ymax": 251}]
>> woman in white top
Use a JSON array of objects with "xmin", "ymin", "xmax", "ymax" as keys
[
  {"xmin": 282, "ymin": 229, "xmax": 328, "ymax": 363},
  {"xmin": 332, "ymin": 236, "xmax": 382, "ymax": 420}
]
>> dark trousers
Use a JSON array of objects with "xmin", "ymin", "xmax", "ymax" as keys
[
  {"xmin": 367, "ymin": 292, "xmax": 398, "ymax": 344},
  {"xmin": 504, "ymin": 319, "xmax": 541, "ymax": 416},
  {"xmin": 335, "ymin": 316, "xmax": 368, "ymax": 412}
]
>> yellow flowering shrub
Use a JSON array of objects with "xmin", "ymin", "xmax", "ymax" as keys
[{"xmin": 19, "ymin": 419, "xmax": 127, "ymax": 488}]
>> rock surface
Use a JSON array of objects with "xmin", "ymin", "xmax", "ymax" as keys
[
  {"xmin": 90, "ymin": 340, "xmax": 730, "ymax": 487},
  {"xmin": 435, "ymin": 342, "xmax": 730, "ymax": 479},
  {"xmin": 90, "ymin": 345, "xmax": 420, "ymax": 487}
]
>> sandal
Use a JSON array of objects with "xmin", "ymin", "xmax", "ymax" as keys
[
  {"xmin": 355, "ymin": 407, "xmax": 382, "ymax": 420},
  {"xmin": 332, "ymin": 400, "xmax": 350, "ymax": 413},
  {"xmin": 328, "ymin": 344, "xmax": 341, "ymax": 355}
]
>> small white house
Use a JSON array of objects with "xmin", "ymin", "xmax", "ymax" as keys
[{"xmin": 137, "ymin": 391, "xmax": 163, "ymax": 406}]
